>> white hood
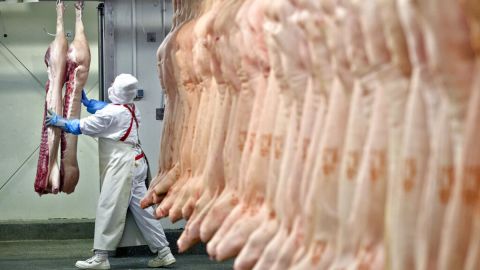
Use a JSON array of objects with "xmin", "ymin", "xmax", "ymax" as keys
[{"xmin": 108, "ymin": 73, "xmax": 139, "ymax": 104}]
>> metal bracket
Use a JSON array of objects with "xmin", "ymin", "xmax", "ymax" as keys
[{"xmin": 156, "ymin": 108, "xmax": 164, "ymax": 120}]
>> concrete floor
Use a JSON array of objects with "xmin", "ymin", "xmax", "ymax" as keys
[{"xmin": 0, "ymin": 239, "xmax": 234, "ymax": 270}]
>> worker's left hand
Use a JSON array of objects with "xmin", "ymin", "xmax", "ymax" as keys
[
  {"xmin": 46, "ymin": 109, "xmax": 67, "ymax": 128},
  {"xmin": 82, "ymin": 90, "xmax": 108, "ymax": 114}
]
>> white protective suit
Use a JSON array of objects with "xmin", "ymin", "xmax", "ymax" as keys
[{"xmin": 79, "ymin": 74, "xmax": 169, "ymax": 252}]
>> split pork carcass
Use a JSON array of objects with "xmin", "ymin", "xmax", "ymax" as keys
[
  {"xmin": 35, "ymin": 0, "xmax": 90, "ymax": 195},
  {"xmin": 156, "ymin": 0, "xmax": 206, "ymax": 223},
  {"xmin": 179, "ymin": 0, "xmax": 247, "ymax": 251},
  {"xmin": 177, "ymin": 0, "xmax": 269, "ymax": 253},
  {"xmin": 199, "ymin": 0, "xmax": 252, "ymax": 245},
  {"xmin": 171, "ymin": 0, "xmax": 230, "ymax": 250},
  {"xmin": 143, "ymin": 0, "xmax": 480, "ymax": 269},
  {"xmin": 35, "ymin": 0, "xmax": 68, "ymax": 194},
  {"xmin": 61, "ymin": 0, "xmax": 91, "ymax": 193},
  {"xmin": 245, "ymin": 0, "xmax": 320, "ymax": 269},
  {"xmin": 235, "ymin": 0, "xmax": 328, "ymax": 268},
  {"xmin": 141, "ymin": 0, "xmax": 192, "ymax": 209},
  {"xmin": 141, "ymin": 0, "xmax": 184, "ymax": 208},
  {"xmin": 208, "ymin": 0, "xmax": 274, "ymax": 261}
]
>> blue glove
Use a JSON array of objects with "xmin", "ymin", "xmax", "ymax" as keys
[
  {"xmin": 82, "ymin": 89, "xmax": 107, "ymax": 114},
  {"xmin": 45, "ymin": 109, "xmax": 82, "ymax": 135}
]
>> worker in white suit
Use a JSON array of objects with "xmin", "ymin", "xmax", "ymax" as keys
[{"xmin": 46, "ymin": 73, "xmax": 175, "ymax": 270}]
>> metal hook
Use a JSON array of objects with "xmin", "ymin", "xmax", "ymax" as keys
[
  {"xmin": 74, "ymin": 0, "xmax": 85, "ymax": 11},
  {"xmin": 43, "ymin": 27, "xmax": 56, "ymax": 37},
  {"xmin": 56, "ymin": 0, "xmax": 68, "ymax": 11}
]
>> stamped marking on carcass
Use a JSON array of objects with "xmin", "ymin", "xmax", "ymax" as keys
[
  {"xmin": 346, "ymin": 151, "xmax": 360, "ymax": 181},
  {"xmin": 311, "ymin": 240, "xmax": 327, "ymax": 264},
  {"xmin": 370, "ymin": 150, "xmax": 386, "ymax": 183},
  {"xmin": 238, "ymin": 130, "xmax": 247, "ymax": 151},
  {"xmin": 274, "ymin": 136, "xmax": 284, "ymax": 159},
  {"xmin": 302, "ymin": 138, "xmax": 311, "ymax": 162},
  {"xmin": 462, "ymin": 165, "xmax": 480, "ymax": 205},
  {"xmin": 403, "ymin": 158, "xmax": 416, "ymax": 192},
  {"xmin": 260, "ymin": 134, "xmax": 273, "ymax": 157},
  {"xmin": 322, "ymin": 148, "xmax": 339, "ymax": 176},
  {"xmin": 438, "ymin": 166, "xmax": 454, "ymax": 204},
  {"xmin": 294, "ymin": 230, "xmax": 304, "ymax": 247},
  {"xmin": 356, "ymin": 244, "xmax": 376, "ymax": 270},
  {"xmin": 249, "ymin": 132, "xmax": 256, "ymax": 152}
]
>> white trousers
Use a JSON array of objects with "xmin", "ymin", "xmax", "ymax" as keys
[{"xmin": 128, "ymin": 157, "xmax": 169, "ymax": 252}]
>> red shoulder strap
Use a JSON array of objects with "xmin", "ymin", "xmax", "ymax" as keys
[{"xmin": 118, "ymin": 104, "xmax": 138, "ymax": 142}]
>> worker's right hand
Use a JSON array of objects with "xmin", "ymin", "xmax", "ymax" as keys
[
  {"xmin": 81, "ymin": 89, "xmax": 108, "ymax": 114},
  {"xmin": 46, "ymin": 109, "xmax": 67, "ymax": 128},
  {"xmin": 45, "ymin": 109, "xmax": 82, "ymax": 135}
]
